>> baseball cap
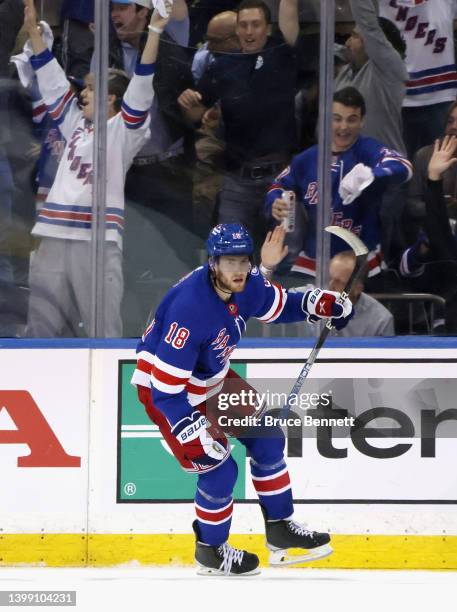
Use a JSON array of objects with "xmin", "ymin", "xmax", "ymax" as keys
[
  {"xmin": 111, "ymin": 0, "xmax": 152, "ymax": 8},
  {"xmin": 68, "ymin": 75, "xmax": 85, "ymax": 91}
]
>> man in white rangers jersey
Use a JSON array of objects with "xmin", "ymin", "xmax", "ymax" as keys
[
  {"xmin": 23, "ymin": 0, "xmax": 172, "ymax": 337},
  {"xmin": 379, "ymin": 0, "xmax": 457, "ymax": 157}
]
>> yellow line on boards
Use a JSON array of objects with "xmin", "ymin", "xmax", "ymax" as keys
[{"xmin": 1, "ymin": 534, "xmax": 457, "ymax": 569}]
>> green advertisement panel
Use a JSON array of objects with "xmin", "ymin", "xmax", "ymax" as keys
[{"xmin": 117, "ymin": 361, "xmax": 247, "ymax": 502}]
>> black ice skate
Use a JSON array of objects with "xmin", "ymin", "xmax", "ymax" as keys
[
  {"xmin": 261, "ymin": 506, "xmax": 333, "ymax": 566},
  {"xmin": 193, "ymin": 520, "xmax": 260, "ymax": 576}
]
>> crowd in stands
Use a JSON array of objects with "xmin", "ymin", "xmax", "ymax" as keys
[{"xmin": 1, "ymin": 0, "xmax": 457, "ymax": 338}]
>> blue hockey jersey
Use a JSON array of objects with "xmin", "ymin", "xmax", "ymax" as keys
[
  {"xmin": 131, "ymin": 264, "xmax": 308, "ymax": 426},
  {"xmin": 265, "ymin": 136, "xmax": 413, "ymax": 276}
]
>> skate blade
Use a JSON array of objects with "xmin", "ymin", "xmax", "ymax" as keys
[
  {"xmin": 268, "ymin": 543, "xmax": 333, "ymax": 566},
  {"xmin": 196, "ymin": 565, "xmax": 261, "ymax": 577}
]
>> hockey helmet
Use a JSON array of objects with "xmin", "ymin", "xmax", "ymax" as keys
[{"xmin": 206, "ymin": 224, "xmax": 254, "ymax": 257}]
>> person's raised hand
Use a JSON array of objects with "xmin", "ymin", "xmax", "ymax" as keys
[
  {"xmin": 428, "ymin": 135, "xmax": 457, "ymax": 181},
  {"xmin": 150, "ymin": 0, "xmax": 173, "ymax": 32},
  {"xmin": 23, "ymin": 0, "xmax": 39, "ymax": 36},
  {"xmin": 260, "ymin": 225, "xmax": 288, "ymax": 272}
]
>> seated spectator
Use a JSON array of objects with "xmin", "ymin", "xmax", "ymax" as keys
[
  {"xmin": 400, "ymin": 135, "xmax": 457, "ymax": 332},
  {"xmin": 265, "ymin": 87, "xmax": 412, "ymax": 285},
  {"xmin": 23, "ymin": 0, "xmax": 170, "ymax": 337},
  {"xmin": 260, "ymin": 229, "xmax": 394, "ymax": 336},
  {"xmin": 177, "ymin": 0, "xmax": 303, "ymax": 249},
  {"xmin": 325, "ymin": 250, "xmax": 394, "ymax": 337},
  {"xmin": 379, "ymin": 0, "xmax": 457, "ymax": 160},
  {"xmin": 406, "ymin": 101, "xmax": 457, "ymax": 244}
]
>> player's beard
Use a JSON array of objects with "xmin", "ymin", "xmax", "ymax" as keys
[{"xmin": 215, "ymin": 271, "xmax": 247, "ymax": 294}]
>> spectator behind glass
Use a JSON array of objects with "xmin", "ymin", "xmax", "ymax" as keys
[
  {"xmin": 336, "ymin": 0, "xmax": 410, "ymax": 272},
  {"xmin": 187, "ymin": 0, "xmax": 241, "ymax": 47},
  {"xmin": 260, "ymin": 230, "xmax": 395, "ymax": 337},
  {"xmin": 0, "ymin": 0, "xmax": 24, "ymax": 334},
  {"xmin": 105, "ymin": 0, "xmax": 193, "ymax": 177},
  {"xmin": 379, "ymin": 0, "xmax": 457, "ymax": 160},
  {"xmin": 190, "ymin": 12, "xmax": 241, "ymax": 239},
  {"xmin": 104, "ymin": 0, "xmax": 198, "ymax": 335},
  {"xmin": 23, "ymin": 0, "xmax": 169, "ymax": 337},
  {"xmin": 326, "ymin": 250, "xmax": 394, "ymax": 336},
  {"xmin": 191, "ymin": 11, "xmax": 240, "ymax": 84},
  {"xmin": 399, "ymin": 135, "xmax": 457, "ymax": 333},
  {"xmin": 336, "ymin": 0, "xmax": 408, "ymax": 154},
  {"xmin": 11, "ymin": 25, "xmax": 86, "ymax": 294},
  {"xmin": 0, "ymin": 0, "xmax": 23, "ymax": 77},
  {"xmin": 60, "ymin": 0, "xmax": 94, "ymax": 79},
  {"xmin": 264, "ymin": 87, "xmax": 412, "ymax": 286},
  {"xmin": 406, "ymin": 101, "xmax": 457, "ymax": 244},
  {"xmin": 178, "ymin": 0, "xmax": 303, "ymax": 249}
]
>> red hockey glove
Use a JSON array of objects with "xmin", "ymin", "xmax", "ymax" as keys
[{"xmin": 302, "ymin": 288, "xmax": 353, "ymax": 330}]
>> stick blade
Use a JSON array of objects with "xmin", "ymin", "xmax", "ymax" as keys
[{"xmin": 325, "ymin": 225, "xmax": 369, "ymax": 257}]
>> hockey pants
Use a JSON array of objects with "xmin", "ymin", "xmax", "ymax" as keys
[{"xmin": 137, "ymin": 383, "xmax": 294, "ymax": 546}]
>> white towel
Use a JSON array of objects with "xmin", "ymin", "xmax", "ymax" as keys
[
  {"xmin": 10, "ymin": 21, "xmax": 54, "ymax": 89},
  {"xmin": 152, "ymin": 0, "xmax": 174, "ymax": 19},
  {"xmin": 338, "ymin": 163, "xmax": 375, "ymax": 205}
]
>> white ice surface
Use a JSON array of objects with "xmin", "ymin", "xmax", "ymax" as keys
[{"xmin": 0, "ymin": 567, "xmax": 456, "ymax": 612}]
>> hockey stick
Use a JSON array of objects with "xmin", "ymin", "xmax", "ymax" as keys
[{"xmin": 279, "ymin": 226, "xmax": 369, "ymax": 419}]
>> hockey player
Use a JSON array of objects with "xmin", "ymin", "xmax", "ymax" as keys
[
  {"xmin": 131, "ymin": 223, "xmax": 354, "ymax": 576},
  {"xmin": 265, "ymin": 86, "xmax": 413, "ymax": 279},
  {"xmin": 22, "ymin": 0, "xmax": 172, "ymax": 337}
]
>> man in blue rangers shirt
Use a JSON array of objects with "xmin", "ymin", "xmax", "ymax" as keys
[
  {"xmin": 131, "ymin": 223, "xmax": 353, "ymax": 576},
  {"xmin": 265, "ymin": 87, "xmax": 413, "ymax": 280}
]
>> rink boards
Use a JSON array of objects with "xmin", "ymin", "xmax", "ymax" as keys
[{"xmin": 1, "ymin": 337, "xmax": 457, "ymax": 569}]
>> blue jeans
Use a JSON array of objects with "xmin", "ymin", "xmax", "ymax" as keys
[{"xmin": 217, "ymin": 173, "xmax": 271, "ymax": 252}]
